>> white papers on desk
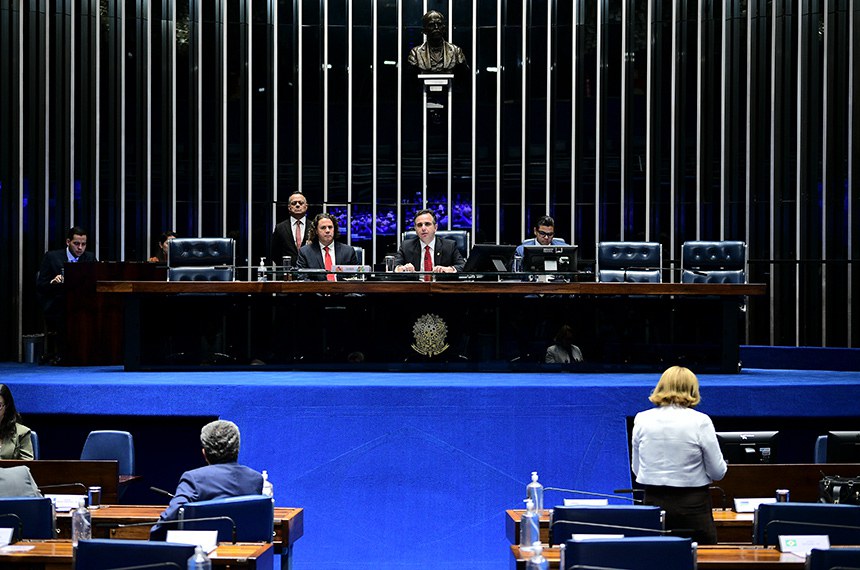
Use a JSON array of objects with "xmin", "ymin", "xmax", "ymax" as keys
[
  {"xmin": 571, "ymin": 534, "xmax": 625, "ymax": 541},
  {"xmin": 0, "ymin": 528, "xmax": 14, "ymax": 547},
  {"xmin": 733, "ymin": 497, "xmax": 776, "ymax": 513},
  {"xmin": 563, "ymin": 498, "xmax": 609, "ymax": 506},
  {"xmin": 166, "ymin": 530, "xmax": 218, "ymax": 553},
  {"xmin": 45, "ymin": 494, "xmax": 87, "ymax": 512}
]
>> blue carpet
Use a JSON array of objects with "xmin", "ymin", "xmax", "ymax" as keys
[{"xmin": 3, "ymin": 363, "xmax": 860, "ymax": 569}]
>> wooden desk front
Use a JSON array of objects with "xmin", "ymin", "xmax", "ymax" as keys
[
  {"xmin": 510, "ymin": 544, "xmax": 806, "ymax": 570},
  {"xmin": 0, "ymin": 540, "xmax": 272, "ymax": 570},
  {"xmin": 506, "ymin": 509, "xmax": 755, "ymax": 546},
  {"xmin": 0, "ymin": 460, "xmax": 120, "ymax": 504}
]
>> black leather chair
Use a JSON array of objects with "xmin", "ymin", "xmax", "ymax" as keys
[
  {"xmin": 753, "ymin": 503, "xmax": 860, "ymax": 546},
  {"xmin": 596, "ymin": 241, "xmax": 662, "ymax": 282},
  {"xmin": 681, "ymin": 240, "xmax": 746, "ymax": 283},
  {"xmin": 74, "ymin": 539, "xmax": 196, "ymax": 570},
  {"xmin": 402, "ymin": 230, "xmax": 470, "ymax": 259},
  {"xmin": 806, "ymin": 547, "xmax": 860, "ymax": 570},
  {"xmin": 167, "ymin": 237, "xmax": 235, "ymax": 281}
]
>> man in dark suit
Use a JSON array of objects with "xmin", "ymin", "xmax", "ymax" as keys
[
  {"xmin": 269, "ymin": 191, "xmax": 310, "ymax": 266},
  {"xmin": 394, "ymin": 209, "xmax": 465, "ymax": 277},
  {"xmin": 296, "ymin": 213, "xmax": 358, "ymax": 281},
  {"xmin": 150, "ymin": 420, "xmax": 263, "ymax": 540},
  {"xmin": 36, "ymin": 226, "xmax": 98, "ymax": 363}
]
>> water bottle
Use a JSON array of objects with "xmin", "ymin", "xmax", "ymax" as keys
[
  {"xmin": 526, "ymin": 541, "xmax": 549, "ymax": 570},
  {"xmin": 520, "ymin": 498, "xmax": 540, "ymax": 553},
  {"xmin": 527, "ymin": 471, "xmax": 544, "ymax": 512},
  {"xmin": 262, "ymin": 470, "xmax": 274, "ymax": 498},
  {"xmin": 258, "ymin": 257, "xmax": 268, "ymax": 282},
  {"xmin": 188, "ymin": 545, "xmax": 212, "ymax": 570},
  {"xmin": 71, "ymin": 497, "xmax": 91, "ymax": 545}
]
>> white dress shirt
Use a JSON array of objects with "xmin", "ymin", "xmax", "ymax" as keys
[{"xmin": 632, "ymin": 404, "xmax": 727, "ymax": 488}]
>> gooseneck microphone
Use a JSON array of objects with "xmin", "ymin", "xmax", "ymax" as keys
[
  {"xmin": 545, "ymin": 486, "xmax": 643, "ymax": 504},
  {"xmin": 709, "ymin": 485, "xmax": 728, "ymax": 509},
  {"xmin": 0, "ymin": 513, "xmax": 24, "ymax": 543},
  {"xmin": 549, "ymin": 519, "xmax": 670, "ymax": 535},
  {"xmin": 105, "ymin": 564, "xmax": 182, "ymax": 570},
  {"xmin": 118, "ymin": 516, "xmax": 237, "ymax": 544},
  {"xmin": 149, "ymin": 487, "xmax": 176, "ymax": 499},
  {"xmin": 38, "ymin": 483, "xmax": 89, "ymax": 494},
  {"xmin": 763, "ymin": 519, "xmax": 860, "ymax": 546}
]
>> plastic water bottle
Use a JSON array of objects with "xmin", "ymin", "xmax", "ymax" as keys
[
  {"xmin": 258, "ymin": 257, "xmax": 268, "ymax": 282},
  {"xmin": 188, "ymin": 545, "xmax": 212, "ymax": 570},
  {"xmin": 262, "ymin": 470, "xmax": 274, "ymax": 498},
  {"xmin": 71, "ymin": 497, "xmax": 91, "ymax": 545},
  {"xmin": 520, "ymin": 498, "xmax": 540, "ymax": 553},
  {"xmin": 526, "ymin": 541, "xmax": 549, "ymax": 570},
  {"xmin": 527, "ymin": 471, "xmax": 544, "ymax": 512}
]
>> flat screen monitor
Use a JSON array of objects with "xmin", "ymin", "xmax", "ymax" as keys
[
  {"xmin": 462, "ymin": 244, "xmax": 518, "ymax": 273},
  {"xmin": 521, "ymin": 245, "xmax": 579, "ymax": 273},
  {"xmin": 716, "ymin": 431, "xmax": 779, "ymax": 464},
  {"xmin": 826, "ymin": 431, "xmax": 860, "ymax": 463}
]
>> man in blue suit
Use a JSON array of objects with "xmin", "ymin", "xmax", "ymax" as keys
[
  {"xmin": 296, "ymin": 213, "xmax": 358, "ymax": 281},
  {"xmin": 150, "ymin": 420, "xmax": 262, "ymax": 540}
]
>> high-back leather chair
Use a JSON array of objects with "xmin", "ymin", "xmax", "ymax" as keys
[
  {"xmin": 753, "ymin": 502, "xmax": 860, "ymax": 546},
  {"xmin": 815, "ymin": 435, "xmax": 828, "ymax": 463},
  {"xmin": 561, "ymin": 537, "xmax": 695, "ymax": 570},
  {"xmin": 681, "ymin": 240, "xmax": 746, "ymax": 283},
  {"xmin": 179, "ymin": 494, "xmax": 275, "ymax": 543},
  {"xmin": 29, "ymin": 430, "xmax": 40, "ymax": 460},
  {"xmin": 0, "ymin": 497, "xmax": 56, "ymax": 541},
  {"xmin": 596, "ymin": 241, "xmax": 662, "ymax": 282},
  {"xmin": 80, "ymin": 430, "xmax": 135, "ymax": 476},
  {"xmin": 805, "ymin": 547, "xmax": 860, "ymax": 570},
  {"xmin": 550, "ymin": 505, "xmax": 664, "ymax": 546},
  {"xmin": 74, "ymin": 539, "xmax": 196, "ymax": 570},
  {"xmin": 402, "ymin": 230, "xmax": 470, "ymax": 259},
  {"xmin": 167, "ymin": 237, "xmax": 235, "ymax": 281}
]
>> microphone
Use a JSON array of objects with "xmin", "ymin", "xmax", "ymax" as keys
[
  {"xmin": 119, "ymin": 516, "xmax": 237, "ymax": 543},
  {"xmin": 612, "ymin": 488, "xmax": 646, "ymax": 503},
  {"xmin": 38, "ymin": 483, "xmax": 88, "ymax": 494},
  {"xmin": 545, "ymin": 486, "xmax": 643, "ymax": 504},
  {"xmin": 550, "ymin": 519, "xmax": 670, "ymax": 535},
  {"xmin": 0, "ymin": 513, "xmax": 24, "ymax": 543},
  {"xmin": 105, "ymin": 564, "xmax": 182, "ymax": 570},
  {"xmin": 569, "ymin": 566, "xmax": 628, "ymax": 570},
  {"xmin": 709, "ymin": 485, "xmax": 728, "ymax": 509},
  {"xmin": 763, "ymin": 519, "xmax": 860, "ymax": 546},
  {"xmin": 150, "ymin": 486, "xmax": 176, "ymax": 499}
]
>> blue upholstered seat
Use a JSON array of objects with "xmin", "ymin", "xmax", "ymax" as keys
[
  {"xmin": 753, "ymin": 502, "xmax": 860, "ymax": 546},
  {"xmin": 80, "ymin": 430, "xmax": 135, "ymax": 476},
  {"xmin": 29, "ymin": 430, "xmax": 40, "ymax": 460},
  {"xmin": 596, "ymin": 241, "xmax": 662, "ymax": 283},
  {"xmin": 815, "ymin": 434, "xmax": 828, "ymax": 463},
  {"xmin": 681, "ymin": 240, "xmax": 746, "ymax": 283},
  {"xmin": 550, "ymin": 505, "xmax": 664, "ymax": 546},
  {"xmin": 179, "ymin": 494, "xmax": 274, "ymax": 543},
  {"xmin": 805, "ymin": 547, "xmax": 860, "ymax": 570},
  {"xmin": 0, "ymin": 496, "xmax": 56, "ymax": 541},
  {"xmin": 561, "ymin": 536, "xmax": 695, "ymax": 570},
  {"xmin": 74, "ymin": 539, "xmax": 196, "ymax": 570}
]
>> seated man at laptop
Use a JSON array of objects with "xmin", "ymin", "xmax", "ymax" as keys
[
  {"xmin": 296, "ymin": 213, "xmax": 358, "ymax": 281},
  {"xmin": 394, "ymin": 209, "xmax": 465, "ymax": 277},
  {"xmin": 150, "ymin": 420, "xmax": 263, "ymax": 540},
  {"xmin": 514, "ymin": 215, "xmax": 567, "ymax": 259}
]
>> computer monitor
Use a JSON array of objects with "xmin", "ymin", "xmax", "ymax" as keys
[
  {"xmin": 462, "ymin": 244, "xmax": 518, "ymax": 273},
  {"xmin": 826, "ymin": 431, "xmax": 860, "ymax": 463},
  {"xmin": 716, "ymin": 431, "xmax": 779, "ymax": 464},
  {"xmin": 521, "ymin": 245, "xmax": 579, "ymax": 273}
]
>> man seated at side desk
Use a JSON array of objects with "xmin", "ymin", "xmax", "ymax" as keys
[
  {"xmin": 514, "ymin": 215, "xmax": 567, "ymax": 260},
  {"xmin": 394, "ymin": 209, "xmax": 465, "ymax": 277},
  {"xmin": 150, "ymin": 420, "xmax": 263, "ymax": 540}
]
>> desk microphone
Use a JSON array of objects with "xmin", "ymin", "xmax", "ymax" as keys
[
  {"xmin": 0, "ymin": 513, "xmax": 24, "ymax": 543},
  {"xmin": 118, "ymin": 515, "xmax": 237, "ymax": 543},
  {"xmin": 545, "ymin": 486, "xmax": 642, "ymax": 504},
  {"xmin": 106, "ymin": 564, "xmax": 182, "ymax": 570},
  {"xmin": 709, "ymin": 485, "xmax": 728, "ymax": 509},
  {"xmin": 38, "ymin": 483, "xmax": 88, "ymax": 494},
  {"xmin": 763, "ymin": 519, "xmax": 860, "ymax": 546},
  {"xmin": 550, "ymin": 519, "xmax": 670, "ymax": 535},
  {"xmin": 149, "ymin": 486, "xmax": 175, "ymax": 499},
  {"xmin": 568, "ymin": 565, "xmax": 627, "ymax": 570}
]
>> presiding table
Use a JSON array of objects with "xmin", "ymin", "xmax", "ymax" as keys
[{"xmin": 0, "ymin": 540, "xmax": 273, "ymax": 570}]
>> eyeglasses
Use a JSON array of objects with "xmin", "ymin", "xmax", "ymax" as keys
[
  {"xmin": 290, "ymin": 200, "xmax": 306, "ymax": 206},
  {"xmin": 537, "ymin": 230, "xmax": 554, "ymax": 238}
]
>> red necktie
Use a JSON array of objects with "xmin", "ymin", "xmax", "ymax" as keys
[
  {"xmin": 324, "ymin": 246, "xmax": 336, "ymax": 281},
  {"xmin": 295, "ymin": 221, "xmax": 303, "ymax": 250},
  {"xmin": 423, "ymin": 245, "xmax": 432, "ymax": 281}
]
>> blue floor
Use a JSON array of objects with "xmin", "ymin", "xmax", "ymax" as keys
[{"xmin": 4, "ymin": 363, "xmax": 860, "ymax": 569}]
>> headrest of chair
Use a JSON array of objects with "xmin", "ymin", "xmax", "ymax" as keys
[
  {"xmin": 597, "ymin": 242, "xmax": 661, "ymax": 269},
  {"xmin": 168, "ymin": 238, "xmax": 235, "ymax": 267},
  {"xmin": 682, "ymin": 241, "xmax": 745, "ymax": 269}
]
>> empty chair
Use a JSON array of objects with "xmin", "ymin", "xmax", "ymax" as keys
[
  {"xmin": 596, "ymin": 241, "xmax": 662, "ymax": 283},
  {"xmin": 806, "ymin": 547, "xmax": 860, "ymax": 570},
  {"xmin": 74, "ymin": 539, "xmax": 196, "ymax": 570},
  {"xmin": 753, "ymin": 502, "xmax": 860, "ymax": 546},
  {"xmin": 167, "ymin": 237, "xmax": 235, "ymax": 281},
  {"xmin": 681, "ymin": 240, "xmax": 746, "ymax": 283},
  {"xmin": 29, "ymin": 430, "xmax": 40, "ymax": 460},
  {"xmin": 80, "ymin": 430, "xmax": 135, "ymax": 476},
  {"xmin": 815, "ymin": 435, "xmax": 828, "ymax": 464},
  {"xmin": 179, "ymin": 494, "xmax": 274, "ymax": 543},
  {"xmin": 561, "ymin": 536, "xmax": 695, "ymax": 570},
  {"xmin": 550, "ymin": 505, "xmax": 664, "ymax": 546},
  {"xmin": 402, "ymin": 229, "xmax": 470, "ymax": 259},
  {"xmin": 0, "ymin": 496, "xmax": 56, "ymax": 541}
]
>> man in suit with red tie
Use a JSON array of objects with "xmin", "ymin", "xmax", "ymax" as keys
[
  {"xmin": 269, "ymin": 191, "xmax": 310, "ymax": 266},
  {"xmin": 296, "ymin": 213, "xmax": 358, "ymax": 281},
  {"xmin": 393, "ymin": 209, "xmax": 465, "ymax": 278}
]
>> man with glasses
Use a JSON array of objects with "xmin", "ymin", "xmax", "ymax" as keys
[
  {"xmin": 514, "ymin": 215, "xmax": 568, "ymax": 259},
  {"xmin": 270, "ymin": 192, "xmax": 311, "ymax": 267}
]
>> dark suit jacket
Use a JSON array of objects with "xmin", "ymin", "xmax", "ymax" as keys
[
  {"xmin": 296, "ymin": 241, "xmax": 358, "ymax": 280},
  {"xmin": 270, "ymin": 217, "xmax": 308, "ymax": 265},
  {"xmin": 36, "ymin": 248, "xmax": 98, "ymax": 317},
  {"xmin": 150, "ymin": 462, "xmax": 263, "ymax": 540},
  {"xmin": 393, "ymin": 236, "xmax": 465, "ymax": 272}
]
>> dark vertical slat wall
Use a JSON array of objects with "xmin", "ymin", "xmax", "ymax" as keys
[{"xmin": 0, "ymin": 0, "xmax": 857, "ymax": 360}]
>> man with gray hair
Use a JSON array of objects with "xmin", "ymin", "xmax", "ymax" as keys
[{"xmin": 150, "ymin": 420, "xmax": 263, "ymax": 540}]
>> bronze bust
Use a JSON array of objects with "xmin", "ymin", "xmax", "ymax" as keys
[{"xmin": 408, "ymin": 11, "xmax": 466, "ymax": 73}]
